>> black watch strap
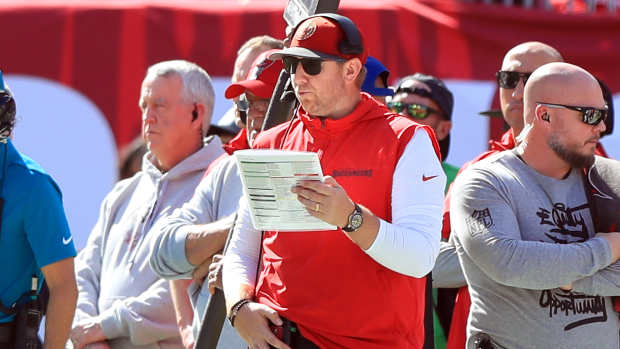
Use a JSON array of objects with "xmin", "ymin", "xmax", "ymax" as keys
[{"xmin": 342, "ymin": 203, "xmax": 363, "ymax": 233}]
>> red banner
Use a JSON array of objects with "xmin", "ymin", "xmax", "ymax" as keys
[{"xmin": 1, "ymin": 0, "xmax": 618, "ymax": 148}]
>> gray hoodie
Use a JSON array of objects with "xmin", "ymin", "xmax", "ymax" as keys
[
  {"xmin": 149, "ymin": 154, "xmax": 245, "ymax": 348},
  {"xmin": 73, "ymin": 137, "xmax": 224, "ymax": 349}
]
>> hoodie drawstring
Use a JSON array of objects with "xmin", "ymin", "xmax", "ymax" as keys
[{"xmin": 128, "ymin": 180, "xmax": 168, "ymax": 268}]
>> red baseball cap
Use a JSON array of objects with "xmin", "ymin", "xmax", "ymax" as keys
[
  {"xmin": 225, "ymin": 49, "xmax": 283, "ymax": 99},
  {"xmin": 270, "ymin": 16, "xmax": 367, "ymax": 64}
]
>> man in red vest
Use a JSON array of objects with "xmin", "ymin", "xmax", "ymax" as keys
[{"xmin": 222, "ymin": 14, "xmax": 445, "ymax": 349}]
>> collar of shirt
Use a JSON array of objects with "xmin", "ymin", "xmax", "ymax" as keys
[
  {"xmin": 224, "ymin": 128, "xmax": 250, "ymax": 154},
  {"xmin": 297, "ymin": 92, "xmax": 388, "ymax": 135},
  {"xmin": 489, "ymin": 128, "xmax": 516, "ymax": 152}
]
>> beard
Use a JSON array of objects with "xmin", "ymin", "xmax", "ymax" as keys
[{"xmin": 548, "ymin": 133, "xmax": 595, "ymax": 169}]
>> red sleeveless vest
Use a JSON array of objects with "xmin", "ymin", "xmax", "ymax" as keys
[{"xmin": 252, "ymin": 94, "xmax": 441, "ymax": 349}]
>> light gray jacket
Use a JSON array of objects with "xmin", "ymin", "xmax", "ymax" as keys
[{"xmin": 73, "ymin": 137, "xmax": 224, "ymax": 349}]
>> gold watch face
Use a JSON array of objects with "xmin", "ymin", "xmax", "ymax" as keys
[{"xmin": 350, "ymin": 213, "xmax": 363, "ymax": 229}]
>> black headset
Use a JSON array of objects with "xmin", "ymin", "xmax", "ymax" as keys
[
  {"xmin": 0, "ymin": 74, "xmax": 11, "ymax": 239},
  {"xmin": 292, "ymin": 13, "xmax": 364, "ymax": 56},
  {"xmin": 542, "ymin": 112, "xmax": 550, "ymax": 122},
  {"xmin": 192, "ymin": 104, "xmax": 198, "ymax": 121}
]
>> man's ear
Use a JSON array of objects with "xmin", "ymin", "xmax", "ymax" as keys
[
  {"xmin": 192, "ymin": 103, "xmax": 207, "ymax": 131},
  {"xmin": 343, "ymin": 58, "xmax": 362, "ymax": 83},
  {"xmin": 534, "ymin": 104, "xmax": 549, "ymax": 124},
  {"xmin": 435, "ymin": 120, "xmax": 452, "ymax": 141}
]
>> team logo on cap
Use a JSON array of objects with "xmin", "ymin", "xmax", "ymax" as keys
[
  {"xmin": 249, "ymin": 58, "xmax": 275, "ymax": 80},
  {"xmin": 297, "ymin": 21, "xmax": 317, "ymax": 40}
]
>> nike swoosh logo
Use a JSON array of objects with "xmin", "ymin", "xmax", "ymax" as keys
[
  {"xmin": 62, "ymin": 236, "xmax": 73, "ymax": 245},
  {"xmin": 422, "ymin": 175, "xmax": 438, "ymax": 182}
]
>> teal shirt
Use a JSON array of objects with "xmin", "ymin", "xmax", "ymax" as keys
[{"xmin": 0, "ymin": 140, "xmax": 75, "ymax": 322}]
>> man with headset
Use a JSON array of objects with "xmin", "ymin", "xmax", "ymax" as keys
[
  {"xmin": 71, "ymin": 60, "xmax": 219, "ymax": 349},
  {"xmin": 148, "ymin": 49, "xmax": 286, "ymax": 349},
  {"xmin": 0, "ymin": 73, "xmax": 77, "ymax": 348},
  {"xmin": 223, "ymin": 15, "xmax": 445, "ymax": 349}
]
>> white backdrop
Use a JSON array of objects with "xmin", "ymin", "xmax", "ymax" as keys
[{"xmin": 9, "ymin": 75, "xmax": 118, "ymax": 251}]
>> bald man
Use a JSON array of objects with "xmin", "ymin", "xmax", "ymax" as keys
[
  {"xmin": 450, "ymin": 62, "xmax": 620, "ymax": 349},
  {"xmin": 499, "ymin": 41, "xmax": 563, "ymax": 137},
  {"xmin": 431, "ymin": 41, "xmax": 565, "ymax": 349}
]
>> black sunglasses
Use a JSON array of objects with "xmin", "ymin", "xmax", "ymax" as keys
[
  {"xmin": 0, "ymin": 94, "xmax": 10, "ymax": 106},
  {"xmin": 282, "ymin": 57, "xmax": 325, "ymax": 76},
  {"xmin": 387, "ymin": 101, "xmax": 442, "ymax": 120},
  {"xmin": 537, "ymin": 102, "xmax": 608, "ymax": 126},
  {"xmin": 496, "ymin": 71, "xmax": 532, "ymax": 89},
  {"xmin": 282, "ymin": 56, "xmax": 345, "ymax": 76}
]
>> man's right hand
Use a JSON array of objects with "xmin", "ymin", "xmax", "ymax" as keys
[
  {"xmin": 70, "ymin": 321, "xmax": 105, "ymax": 349},
  {"xmin": 596, "ymin": 232, "xmax": 620, "ymax": 262},
  {"xmin": 234, "ymin": 302, "xmax": 291, "ymax": 349}
]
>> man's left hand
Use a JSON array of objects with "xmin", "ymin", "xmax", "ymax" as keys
[
  {"xmin": 192, "ymin": 254, "xmax": 214, "ymax": 286},
  {"xmin": 70, "ymin": 320, "xmax": 106, "ymax": 349},
  {"xmin": 292, "ymin": 176, "xmax": 354, "ymax": 228}
]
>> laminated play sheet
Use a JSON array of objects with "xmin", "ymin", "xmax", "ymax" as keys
[{"xmin": 235, "ymin": 149, "xmax": 336, "ymax": 231}]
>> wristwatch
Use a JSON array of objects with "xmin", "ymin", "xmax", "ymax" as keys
[{"xmin": 342, "ymin": 203, "xmax": 363, "ymax": 232}]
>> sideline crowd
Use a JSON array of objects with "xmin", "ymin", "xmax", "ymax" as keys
[{"xmin": 0, "ymin": 13, "xmax": 618, "ymax": 349}]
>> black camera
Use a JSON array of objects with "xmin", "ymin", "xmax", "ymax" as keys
[
  {"xmin": 13, "ymin": 296, "xmax": 43, "ymax": 349},
  {"xmin": 472, "ymin": 332, "xmax": 495, "ymax": 349},
  {"xmin": 8, "ymin": 276, "xmax": 46, "ymax": 349}
]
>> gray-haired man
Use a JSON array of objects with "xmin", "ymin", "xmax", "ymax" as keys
[{"xmin": 70, "ymin": 60, "xmax": 222, "ymax": 349}]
